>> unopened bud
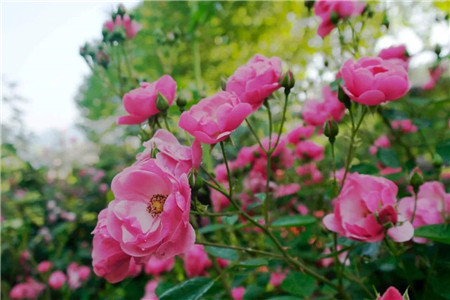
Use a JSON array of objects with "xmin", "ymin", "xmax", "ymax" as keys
[
  {"xmin": 111, "ymin": 28, "xmax": 126, "ymax": 42},
  {"xmin": 382, "ymin": 14, "xmax": 389, "ymax": 29},
  {"xmin": 280, "ymin": 70, "xmax": 295, "ymax": 93},
  {"xmin": 117, "ymin": 4, "xmax": 126, "ymax": 17},
  {"xmin": 96, "ymin": 50, "xmax": 110, "ymax": 69},
  {"xmin": 410, "ymin": 169, "xmax": 424, "ymax": 194},
  {"xmin": 305, "ymin": 0, "xmax": 315, "ymax": 11},
  {"xmin": 156, "ymin": 93, "xmax": 170, "ymax": 112},
  {"xmin": 176, "ymin": 97, "xmax": 187, "ymax": 108},
  {"xmin": 338, "ymin": 85, "xmax": 351, "ymax": 109},
  {"xmin": 330, "ymin": 11, "xmax": 340, "ymax": 25},
  {"xmin": 434, "ymin": 45, "xmax": 442, "ymax": 56},
  {"xmin": 323, "ymin": 119, "xmax": 339, "ymax": 143},
  {"xmin": 221, "ymin": 77, "xmax": 228, "ymax": 91},
  {"xmin": 432, "ymin": 154, "xmax": 443, "ymax": 168}
]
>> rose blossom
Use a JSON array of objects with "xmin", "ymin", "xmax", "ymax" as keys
[
  {"xmin": 295, "ymin": 140, "xmax": 324, "ymax": 161},
  {"xmin": 377, "ymin": 286, "xmax": 404, "ymax": 300},
  {"xmin": 287, "ymin": 125, "xmax": 316, "ymax": 144},
  {"xmin": 183, "ymin": 245, "xmax": 212, "ymax": 277},
  {"xmin": 144, "ymin": 256, "xmax": 175, "ymax": 276},
  {"xmin": 226, "ymin": 54, "xmax": 282, "ymax": 111},
  {"xmin": 341, "ymin": 57, "xmax": 409, "ymax": 105},
  {"xmin": 314, "ymin": 0, "xmax": 366, "ymax": 38},
  {"xmin": 302, "ymin": 86, "xmax": 345, "ymax": 127},
  {"xmin": 378, "ymin": 45, "xmax": 409, "ymax": 70},
  {"xmin": 296, "ymin": 163, "xmax": 323, "ymax": 185},
  {"xmin": 137, "ymin": 129, "xmax": 201, "ymax": 176},
  {"xmin": 10, "ymin": 279, "xmax": 45, "ymax": 300},
  {"xmin": 370, "ymin": 135, "xmax": 390, "ymax": 156},
  {"xmin": 231, "ymin": 287, "xmax": 246, "ymax": 300},
  {"xmin": 37, "ymin": 261, "xmax": 52, "ymax": 273},
  {"xmin": 142, "ymin": 280, "xmax": 159, "ymax": 300},
  {"xmin": 104, "ymin": 14, "xmax": 141, "ymax": 39},
  {"xmin": 323, "ymin": 173, "xmax": 414, "ymax": 242},
  {"xmin": 67, "ymin": 263, "xmax": 90, "ymax": 290},
  {"xmin": 118, "ymin": 75, "xmax": 177, "ymax": 125},
  {"xmin": 422, "ymin": 63, "xmax": 446, "ymax": 90},
  {"xmin": 391, "ymin": 119, "xmax": 418, "ymax": 133},
  {"xmin": 269, "ymin": 271, "xmax": 287, "ymax": 287},
  {"xmin": 179, "ymin": 91, "xmax": 252, "ymax": 144},
  {"xmin": 398, "ymin": 181, "xmax": 450, "ymax": 243},
  {"xmin": 107, "ymin": 158, "xmax": 194, "ymax": 260},
  {"xmin": 48, "ymin": 271, "xmax": 66, "ymax": 290},
  {"xmin": 92, "ymin": 209, "xmax": 138, "ymax": 283}
]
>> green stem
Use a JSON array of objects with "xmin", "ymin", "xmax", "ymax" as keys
[
  {"xmin": 411, "ymin": 192, "xmax": 418, "ymax": 224},
  {"xmin": 330, "ymin": 141, "xmax": 338, "ymax": 196},
  {"xmin": 220, "ymin": 142, "xmax": 233, "ymax": 199},
  {"xmin": 191, "ymin": 210, "xmax": 239, "ymax": 217},
  {"xmin": 245, "ymin": 118, "xmax": 264, "ymax": 150},
  {"xmin": 197, "ymin": 241, "xmax": 285, "ymax": 260}
]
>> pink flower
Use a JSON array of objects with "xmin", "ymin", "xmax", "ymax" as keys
[
  {"xmin": 235, "ymin": 145, "xmax": 259, "ymax": 167},
  {"xmin": 275, "ymin": 184, "xmax": 300, "ymax": 198},
  {"xmin": 422, "ymin": 64, "xmax": 446, "ymax": 90},
  {"xmin": 37, "ymin": 261, "xmax": 52, "ymax": 273},
  {"xmin": 377, "ymin": 287, "xmax": 404, "ymax": 300},
  {"xmin": 107, "ymin": 158, "xmax": 194, "ymax": 259},
  {"xmin": 137, "ymin": 129, "xmax": 202, "ymax": 176},
  {"xmin": 183, "ymin": 245, "xmax": 212, "ymax": 277},
  {"xmin": 10, "ymin": 279, "xmax": 45, "ymax": 300},
  {"xmin": 179, "ymin": 91, "xmax": 252, "ymax": 144},
  {"xmin": 378, "ymin": 45, "xmax": 409, "ymax": 70},
  {"xmin": 104, "ymin": 14, "xmax": 141, "ymax": 39},
  {"xmin": 48, "ymin": 271, "xmax": 66, "ymax": 290},
  {"xmin": 92, "ymin": 209, "xmax": 137, "ymax": 283},
  {"xmin": 297, "ymin": 204, "xmax": 309, "ymax": 215},
  {"xmin": 341, "ymin": 57, "xmax": 409, "ymax": 105},
  {"xmin": 398, "ymin": 181, "xmax": 450, "ymax": 243},
  {"xmin": 67, "ymin": 263, "xmax": 90, "ymax": 290},
  {"xmin": 144, "ymin": 256, "xmax": 175, "ymax": 276},
  {"xmin": 319, "ymin": 246, "xmax": 349, "ymax": 268},
  {"xmin": 323, "ymin": 173, "xmax": 414, "ymax": 242},
  {"xmin": 210, "ymin": 185, "xmax": 231, "ymax": 212},
  {"xmin": 314, "ymin": 0, "xmax": 366, "ymax": 38},
  {"xmin": 269, "ymin": 271, "xmax": 287, "ymax": 287},
  {"xmin": 391, "ymin": 119, "xmax": 418, "ymax": 133},
  {"xmin": 226, "ymin": 54, "xmax": 282, "ymax": 111},
  {"xmin": 296, "ymin": 163, "xmax": 323, "ymax": 185},
  {"xmin": 287, "ymin": 125, "xmax": 316, "ymax": 144},
  {"xmin": 118, "ymin": 75, "xmax": 177, "ymax": 125},
  {"xmin": 370, "ymin": 135, "xmax": 390, "ymax": 156},
  {"xmin": 78, "ymin": 267, "xmax": 91, "ymax": 281},
  {"xmin": 295, "ymin": 140, "xmax": 324, "ymax": 161},
  {"xmin": 231, "ymin": 287, "xmax": 246, "ymax": 300},
  {"xmin": 302, "ymin": 86, "xmax": 345, "ymax": 127},
  {"xmin": 142, "ymin": 280, "xmax": 159, "ymax": 300}
]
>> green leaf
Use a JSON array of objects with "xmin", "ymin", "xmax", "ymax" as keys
[
  {"xmin": 205, "ymin": 246, "xmax": 239, "ymax": 260},
  {"xmin": 377, "ymin": 148, "xmax": 401, "ymax": 168},
  {"xmin": 414, "ymin": 224, "xmax": 450, "ymax": 244},
  {"xmin": 222, "ymin": 215, "xmax": 238, "ymax": 225},
  {"xmin": 281, "ymin": 272, "xmax": 316, "ymax": 297},
  {"xmin": 159, "ymin": 277, "xmax": 214, "ymax": 300},
  {"xmin": 350, "ymin": 163, "xmax": 378, "ymax": 174},
  {"xmin": 271, "ymin": 215, "xmax": 316, "ymax": 228},
  {"xmin": 198, "ymin": 224, "xmax": 226, "ymax": 234},
  {"xmin": 382, "ymin": 108, "xmax": 408, "ymax": 120},
  {"xmin": 412, "ymin": 118, "xmax": 432, "ymax": 129},
  {"xmin": 267, "ymin": 297, "xmax": 303, "ymax": 300},
  {"xmin": 238, "ymin": 258, "xmax": 268, "ymax": 268},
  {"xmin": 407, "ymin": 97, "xmax": 431, "ymax": 106},
  {"xmin": 436, "ymin": 139, "xmax": 450, "ymax": 165}
]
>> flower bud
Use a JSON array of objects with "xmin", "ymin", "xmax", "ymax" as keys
[
  {"xmin": 111, "ymin": 28, "xmax": 126, "ymax": 43},
  {"xmin": 176, "ymin": 97, "xmax": 187, "ymax": 108},
  {"xmin": 280, "ymin": 70, "xmax": 295, "ymax": 93},
  {"xmin": 410, "ymin": 169, "xmax": 424, "ymax": 194},
  {"xmin": 96, "ymin": 50, "xmax": 110, "ymax": 69},
  {"xmin": 330, "ymin": 11, "xmax": 340, "ymax": 25},
  {"xmin": 304, "ymin": 0, "xmax": 315, "ymax": 11},
  {"xmin": 117, "ymin": 4, "xmax": 126, "ymax": 17},
  {"xmin": 382, "ymin": 13, "xmax": 389, "ymax": 29},
  {"xmin": 337, "ymin": 85, "xmax": 351, "ymax": 109},
  {"xmin": 434, "ymin": 45, "xmax": 442, "ymax": 56},
  {"xmin": 156, "ymin": 92, "xmax": 170, "ymax": 112},
  {"xmin": 221, "ymin": 77, "xmax": 228, "ymax": 91},
  {"xmin": 432, "ymin": 154, "xmax": 443, "ymax": 168},
  {"xmin": 323, "ymin": 119, "xmax": 339, "ymax": 143}
]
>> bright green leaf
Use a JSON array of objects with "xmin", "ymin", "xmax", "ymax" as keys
[
  {"xmin": 281, "ymin": 272, "xmax": 316, "ymax": 297},
  {"xmin": 271, "ymin": 215, "xmax": 316, "ymax": 228},
  {"xmin": 414, "ymin": 224, "xmax": 450, "ymax": 244},
  {"xmin": 238, "ymin": 258, "xmax": 268, "ymax": 268},
  {"xmin": 159, "ymin": 277, "xmax": 214, "ymax": 300},
  {"xmin": 377, "ymin": 148, "xmax": 401, "ymax": 168},
  {"xmin": 205, "ymin": 246, "xmax": 239, "ymax": 260}
]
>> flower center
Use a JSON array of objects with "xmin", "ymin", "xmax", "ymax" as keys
[{"xmin": 147, "ymin": 194, "xmax": 168, "ymax": 217}]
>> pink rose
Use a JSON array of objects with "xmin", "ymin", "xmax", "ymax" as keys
[
  {"xmin": 398, "ymin": 181, "xmax": 450, "ymax": 243},
  {"xmin": 269, "ymin": 271, "xmax": 287, "ymax": 287},
  {"xmin": 92, "ymin": 209, "xmax": 137, "ymax": 283},
  {"xmin": 142, "ymin": 280, "xmax": 159, "ymax": 300},
  {"xmin": 370, "ymin": 135, "xmax": 390, "ymax": 156},
  {"xmin": 226, "ymin": 54, "xmax": 283, "ymax": 111},
  {"xmin": 235, "ymin": 145, "xmax": 259, "ymax": 167},
  {"xmin": 422, "ymin": 64, "xmax": 446, "ymax": 90},
  {"xmin": 391, "ymin": 119, "xmax": 418, "ymax": 133},
  {"xmin": 137, "ymin": 129, "xmax": 202, "ymax": 176},
  {"xmin": 107, "ymin": 158, "xmax": 194, "ymax": 259},
  {"xmin": 78, "ymin": 266, "xmax": 91, "ymax": 281},
  {"xmin": 37, "ymin": 261, "xmax": 52, "ymax": 273},
  {"xmin": 10, "ymin": 279, "xmax": 45, "ymax": 300},
  {"xmin": 295, "ymin": 140, "xmax": 324, "ymax": 161},
  {"xmin": 341, "ymin": 57, "xmax": 409, "ymax": 105},
  {"xmin": 323, "ymin": 173, "xmax": 414, "ymax": 242},
  {"xmin": 319, "ymin": 246, "xmax": 349, "ymax": 268},
  {"xmin": 296, "ymin": 163, "xmax": 323, "ymax": 185},
  {"xmin": 118, "ymin": 75, "xmax": 177, "ymax": 125},
  {"xmin": 275, "ymin": 184, "xmax": 300, "ymax": 198},
  {"xmin": 104, "ymin": 14, "xmax": 141, "ymax": 39},
  {"xmin": 210, "ymin": 185, "xmax": 231, "ymax": 212},
  {"xmin": 179, "ymin": 91, "xmax": 252, "ymax": 144},
  {"xmin": 48, "ymin": 271, "xmax": 66, "ymax": 290},
  {"xmin": 314, "ymin": 0, "xmax": 366, "ymax": 38},
  {"xmin": 67, "ymin": 263, "xmax": 90, "ymax": 290},
  {"xmin": 378, "ymin": 45, "xmax": 409, "ymax": 70},
  {"xmin": 302, "ymin": 86, "xmax": 345, "ymax": 127},
  {"xmin": 231, "ymin": 287, "xmax": 246, "ymax": 300},
  {"xmin": 377, "ymin": 286, "xmax": 404, "ymax": 300},
  {"xmin": 287, "ymin": 125, "xmax": 316, "ymax": 144},
  {"xmin": 144, "ymin": 256, "xmax": 175, "ymax": 276},
  {"xmin": 183, "ymin": 245, "xmax": 212, "ymax": 277}
]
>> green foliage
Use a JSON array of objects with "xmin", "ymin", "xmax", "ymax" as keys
[
  {"xmin": 159, "ymin": 277, "xmax": 214, "ymax": 300},
  {"xmin": 414, "ymin": 224, "xmax": 450, "ymax": 244},
  {"xmin": 281, "ymin": 272, "xmax": 316, "ymax": 298}
]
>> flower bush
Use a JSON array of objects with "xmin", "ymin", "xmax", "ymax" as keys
[{"xmin": 2, "ymin": 2, "xmax": 450, "ymax": 300}]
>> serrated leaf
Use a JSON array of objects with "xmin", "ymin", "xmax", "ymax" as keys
[
  {"xmin": 159, "ymin": 277, "xmax": 214, "ymax": 300},
  {"xmin": 281, "ymin": 272, "xmax": 316, "ymax": 297},
  {"xmin": 377, "ymin": 148, "xmax": 401, "ymax": 168},
  {"xmin": 238, "ymin": 258, "xmax": 268, "ymax": 268},
  {"xmin": 271, "ymin": 215, "xmax": 316, "ymax": 228},
  {"xmin": 414, "ymin": 224, "xmax": 450, "ymax": 244},
  {"xmin": 205, "ymin": 246, "xmax": 239, "ymax": 260}
]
